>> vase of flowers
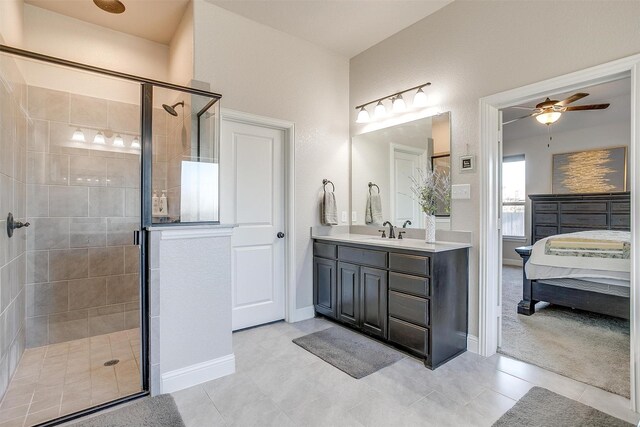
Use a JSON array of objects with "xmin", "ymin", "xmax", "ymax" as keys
[{"xmin": 410, "ymin": 168, "xmax": 450, "ymax": 243}]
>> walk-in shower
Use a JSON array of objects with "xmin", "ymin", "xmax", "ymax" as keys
[{"xmin": 0, "ymin": 45, "xmax": 220, "ymax": 426}]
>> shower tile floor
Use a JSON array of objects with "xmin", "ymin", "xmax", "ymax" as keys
[{"xmin": 0, "ymin": 328, "xmax": 141, "ymax": 427}]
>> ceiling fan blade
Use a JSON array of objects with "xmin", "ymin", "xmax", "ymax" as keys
[
  {"xmin": 509, "ymin": 106, "xmax": 536, "ymax": 110},
  {"xmin": 556, "ymin": 92, "xmax": 589, "ymax": 107},
  {"xmin": 503, "ymin": 113, "xmax": 536, "ymax": 125},
  {"xmin": 564, "ymin": 103, "xmax": 610, "ymax": 111}
]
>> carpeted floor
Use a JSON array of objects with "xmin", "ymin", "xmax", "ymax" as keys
[
  {"xmin": 493, "ymin": 387, "xmax": 633, "ymax": 427},
  {"xmin": 293, "ymin": 326, "xmax": 404, "ymax": 378},
  {"xmin": 499, "ymin": 265, "xmax": 630, "ymax": 398}
]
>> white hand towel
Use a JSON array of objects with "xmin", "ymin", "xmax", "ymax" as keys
[
  {"xmin": 366, "ymin": 194, "xmax": 383, "ymax": 225},
  {"xmin": 321, "ymin": 191, "xmax": 338, "ymax": 225}
]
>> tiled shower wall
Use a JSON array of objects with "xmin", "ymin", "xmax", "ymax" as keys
[
  {"xmin": 25, "ymin": 86, "xmax": 142, "ymax": 347},
  {"xmin": 0, "ymin": 58, "xmax": 28, "ymax": 398},
  {"xmin": 165, "ymin": 96, "xmax": 191, "ymax": 221}
]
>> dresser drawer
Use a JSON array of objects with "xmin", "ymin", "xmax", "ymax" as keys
[
  {"xmin": 535, "ymin": 203, "xmax": 557, "ymax": 212},
  {"xmin": 389, "ymin": 272, "xmax": 429, "ymax": 297},
  {"xmin": 389, "ymin": 253, "xmax": 430, "ymax": 276},
  {"xmin": 560, "ymin": 213, "xmax": 607, "ymax": 227},
  {"xmin": 388, "ymin": 317, "xmax": 429, "ymax": 356},
  {"xmin": 314, "ymin": 241, "xmax": 337, "ymax": 259},
  {"xmin": 389, "ymin": 291, "xmax": 429, "ymax": 327},
  {"xmin": 338, "ymin": 246, "xmax": 387, "ymax": 268}
]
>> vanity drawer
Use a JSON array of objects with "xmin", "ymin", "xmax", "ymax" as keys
[
  {"xmin": 389, "ymin": 272, "xmax": 429, "ymax": 297},
  {"xmin": 389, "ymin": 253, "xmax": 430, "ymax": 276},
  {"xmin": 389, "ymin": 291, "xmax": 429, "ymax": 327},
  {"xmin": 314, "ymin": 241, "xmax": 337, "ymax": 259},
  {"xmin": 388, "ymin": 317, "xmax": 429, "ymax": 356},
  {"xmin": 338, "ymin": 246, "xmax": 387, "ymax": 268}
]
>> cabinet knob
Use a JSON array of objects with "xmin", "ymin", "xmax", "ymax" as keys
[{"xmin": 277, "ymin": 232, "xmax": 285, "ymax": 238}]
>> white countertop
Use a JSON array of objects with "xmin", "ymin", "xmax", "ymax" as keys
[{"xmin": 312, "ymin": 233, "xmax": 471, "ymax": 253}]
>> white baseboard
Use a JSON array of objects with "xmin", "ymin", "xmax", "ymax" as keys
[
  {"xmin": 502, "ymin": 258, "xmax": 522, "ymax": 267},
  {"xmin": 289, "ymin": 305, "xmax": 315, "ymax": 323},
  {"xmin": 161, "ymin": 354, "xmax": 235, "ymax": 394},
  {"xmin": 467, "ymin": 335, "xmax": 479, "ymax": 354}
]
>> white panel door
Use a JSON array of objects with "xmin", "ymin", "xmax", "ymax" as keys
[
  {"xmin": 393, "ymin": 149, "xmax": 422, "ymax": 227},
  {"xmin": 221, "ymin": 120, "xmax": 285, "ymax": 331}
]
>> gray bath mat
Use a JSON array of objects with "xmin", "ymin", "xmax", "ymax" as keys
[
  {"xmin": 293, "ymin": 326, "xmax": 403, "ymax": 378},
  {"xmin": 70, "ymin": 394, "xmax": 185, "ymax": 427},
  {"xmin": 493, "ymin": 387, "xmax": 632, "ymax": 427}
]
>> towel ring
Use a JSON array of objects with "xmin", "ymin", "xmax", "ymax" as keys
[
  {"xmin": 322, "ymin": 179, "xmax": 335, "ymax": 192},
  {"xmin": 368, "ymin": 182, "xmax": 380, "ymax": 195}
]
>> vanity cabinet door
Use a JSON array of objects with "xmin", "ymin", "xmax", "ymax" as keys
[
  {"xmin": 314, "ymin": 257, "xmax": 337, "ymax": 319},
  {"xmin": 338, "ymin": 262, "xmax": 359, "ymax": 326},
  {"xmin": 359, "ymin": 267, "xmax": 388, "ymax": 338}
]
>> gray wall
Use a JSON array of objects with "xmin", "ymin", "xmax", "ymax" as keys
[{"xmin": 349, "ymin": 0, "xmax": 640, "ymax": 337}]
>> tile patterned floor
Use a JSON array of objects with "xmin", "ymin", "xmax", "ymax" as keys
[
  {"xmin": 172, "ymin": 318, "xmax": 640, "ymax": 427},
  {"xmin": 0, "ymin": 328, "xmax": 141, "ymax": 427}
]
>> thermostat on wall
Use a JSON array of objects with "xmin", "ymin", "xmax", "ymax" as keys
[{"xmin": 460, "ymin": 155, "xmax": 475, "ymax": 172}]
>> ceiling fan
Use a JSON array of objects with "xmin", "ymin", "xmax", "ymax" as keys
[{"xmin": 503, "ymin": 92, "xmax": 610, "ymax": 126}]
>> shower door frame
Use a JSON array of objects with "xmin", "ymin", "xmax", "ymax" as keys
[{"xmin": 0, "ymin": 44, "xmax": 222, "ymax": 426}]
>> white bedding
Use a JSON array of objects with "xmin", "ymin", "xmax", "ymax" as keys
[{"xmin": 525, "ymin": 230, "xmax": 631, "ymax": 282}]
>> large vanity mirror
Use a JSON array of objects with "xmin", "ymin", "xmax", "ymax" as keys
[{"xmin": 352, "ymin": 112, "xmax": 451, "ymax": 229}]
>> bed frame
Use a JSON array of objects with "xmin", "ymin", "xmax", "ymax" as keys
[{"xmin": 515, "ymin": 192, "xmax": 631, "ymax": 320}]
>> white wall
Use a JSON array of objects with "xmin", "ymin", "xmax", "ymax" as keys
[
  {"xmin": 23, "ymin": 4, "xmax": 169, "ymax": 82},
  {"xmin": 169, "ymin": 2, "xmax": 194, "ymax": 87},
  {"xmin": 502, "ymin": 116, "xmax": 630, "ymax": 262},
  {"xmin": 0, "ymin": 0, "xmax": 23, "ymax": 46},
  {"xmin": 192, "ymin": 0, "xmax": 350, "ymax": 310},
  {"xmin": 350, "ymin": 0, "xmax": 640, "ymax": 337}
]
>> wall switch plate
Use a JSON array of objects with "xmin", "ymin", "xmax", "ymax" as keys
[
  {"xmin": 352, "ymin": 211, "xmax": 357, "ymax": 222},
  {"xmin": 451, "ymin": 184, "xmax": 471, "ymax": 200},
  {"xmin": 341, "ymin": 211, "xmax": 347, "ymax": 222}
]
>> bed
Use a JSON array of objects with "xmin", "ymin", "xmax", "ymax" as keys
[{"xmin": 514, "ymin": 192, "xmax": 631, "ymax": 320}]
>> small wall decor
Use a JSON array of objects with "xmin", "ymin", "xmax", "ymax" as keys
[
  {"xmin": 552, "ymin": 146, "xmax": 627, "ymax": 194},
  {"xmin": 460, "ymin": 155, "xmax": 474, "ymax": 172}
]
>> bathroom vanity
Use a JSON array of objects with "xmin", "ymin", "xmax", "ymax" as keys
[{"xmin": 312, "ymin": 233, "xmax": 469, "ymax": 369}]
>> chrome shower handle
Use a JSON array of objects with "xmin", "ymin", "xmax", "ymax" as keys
[{"xmin": 6, "ymin": 212, "xmax": 30, "ymax": 238}]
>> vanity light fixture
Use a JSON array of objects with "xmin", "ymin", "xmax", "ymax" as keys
[
  {"xmin": 374, "ymin": 101, "xmax": 387, "ymax": 118},
  {"xmin": 71, "ymin": 128, "xmax": 85, "ymax": 142},
  {"xmin": 354, "ymin": 82, "xmax": 431, "ymax": 123},
  {"xmin": 93, "ymin": 131, "xmax": 106, "ymax": 145},
  {"xmin": 392, "ymin": 94, "xmax": 406, "ymax": 113},
  {"xmin": 112, "ymin": 134, "xmax": 125, "ymax": 147},
  {"xmin": 131, "ymin": 136, "xmax": 141, "ymax": 149},
  {"xmin": 356, "ymin": 106, "xmax": 370, "ymax": 123}
]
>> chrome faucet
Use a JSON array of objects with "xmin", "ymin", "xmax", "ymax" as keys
[
  {"xmin": 382, "ymin": 221, "xmax": 395, "ymax": 239},
  {"xmin": 402, "ymin": 220, "xmax": 412, "ymax": 228}
]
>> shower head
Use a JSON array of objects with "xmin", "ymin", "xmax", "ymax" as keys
[{"xmin": 162, "ymin": 101, "xmax": 184, "ymax": 116}]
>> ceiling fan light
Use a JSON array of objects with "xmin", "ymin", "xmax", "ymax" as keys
[
  {"xmin": 392, "ymin": 94, "xmax": 406, "ymax": 112},
  {"xmin": 536, "ymin": 111, "xmax": 562, "ymax": 125},
  {"xmin": 356, "ymin": 107, "xmax": 370, "ymax": 123},
  {"xmin": 374, "ymin": 101, "xmax": 387, "ymax": 118},
  {"xmin": 413, "ymin": 88, "xmax": 428, "ymax": 108}
]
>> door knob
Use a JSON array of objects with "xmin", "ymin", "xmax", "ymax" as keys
[{"xmin": 277, "ymin": 232, "xmax": 285, "ymax": 238}]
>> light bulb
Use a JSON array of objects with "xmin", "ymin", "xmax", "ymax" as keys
[
  {"xmin": 71, "ymin": 128, "xmax": 85, "ymax": 142},
  {"xmin": 392, "ymin": 94, "xmax": 406, "ymax": 112},
  {"xmin": 113, "ymin": 134, "xmax": 125, "ymax": 147},
  {"xmin": 374, "ymin": 101, "xmax": 387, "ymax": 118},
  {"xmin": 535, "ymin": 111, "xmax": 562, "ymax": 125},
  {"xmin": 413, "ymin": 88, "xmax": 428, "ymax": 108},
  {"xmin": 131, "ymin": 137, "xmax": 141, "ymax": 149},
  {"xmin": 93, "ymin": 131, "xmax": 106, "ymax": 144},
  {"xmin": 356, "ymin": 107, "xmax": 370, "ymax": 123}
]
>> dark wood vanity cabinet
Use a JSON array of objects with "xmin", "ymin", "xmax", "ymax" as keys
[{"xmin": 313, "ymin": 239, "xmax": 468, "ymax": 369}]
